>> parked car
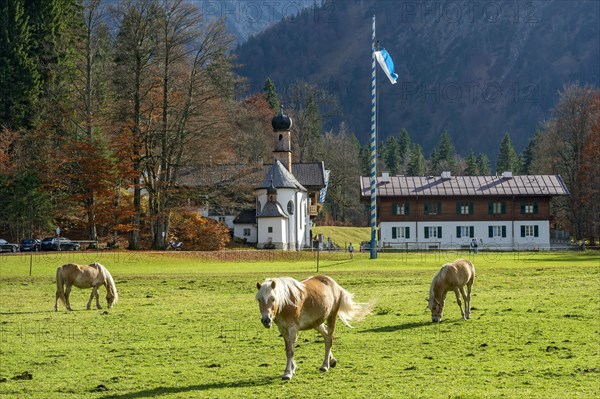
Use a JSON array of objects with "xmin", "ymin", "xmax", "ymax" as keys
[
  {"xmin": 0, "ymin": 239, "xmax": 20, "ymax": 253},
  {"xmin": 20, "ymin": 239, "xmax": 41, "ymax": 252},
  {"xmin": 40, "ymin": 237, "xmax": 81, "ymax": 251}
]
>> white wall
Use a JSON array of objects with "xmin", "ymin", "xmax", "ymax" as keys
[
  {"xmin": 255, "ymin": 187, "xmax": 308, "ymax": 250},
  {"xmin": 380, "ymin": 220, "xmax": 551, "ymax": 249},
  {"xmin": 233, "ymin": 224, "xmax": 257, "ymax": 243},
  {"xmin": 257, "ymin": 217, "xmax": 288, "ymax": 249}
]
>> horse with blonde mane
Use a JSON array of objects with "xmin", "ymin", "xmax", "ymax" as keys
[
  {"xmin": 428, "ymin": 259, "xmax": 475, "ymax": 322},
  {"xmin": 256, "ymin": 275, "xmax": 374, "ymax": 380},
  {"xmin": 55, "ymin": 262, "xmax": 118, "ymax": 311}
]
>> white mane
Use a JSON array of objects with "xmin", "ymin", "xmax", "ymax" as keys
[{"xmin": 256, "ymin": 277, "xmax": 305, "ymax": 309}]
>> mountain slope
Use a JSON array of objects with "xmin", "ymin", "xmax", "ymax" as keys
[{"xmin": 234, "ymin": 0, "xmax": 600, "ymax": 157}]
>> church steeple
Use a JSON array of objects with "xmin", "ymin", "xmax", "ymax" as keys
[{"xmin": 271, "ymin": 107, "xmax": 292, "ymax": 173}]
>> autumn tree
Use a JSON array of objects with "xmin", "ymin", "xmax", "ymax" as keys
[
  {"xmin": 145, "ymin": 0, "xmax": 233, "ymax": 249},
  {"xmin": 533, "ymin": 83, "xmax": 600, "ymax": 239},
  {"xmin": 320, "ymin": 123, "xmax": 364, "ymax": 225},
  {"xmin": 111, "ymin": 0, "xmax": 159, "ymax": 249}
]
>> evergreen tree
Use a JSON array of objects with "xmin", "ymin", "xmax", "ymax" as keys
[
  {"xmin": 407, "ymin": 143, "xmax": 424, "ymax": 176},
  {"xmin": 263, "ymin": 77, "xmax": 280, "ymax": 112},
  {"xmin": 477, "ymin": 153, "xmax": 491, "ymax": 175},
  {"xmin": 431, "ymin": 130, "xmax": 457, "ymax": 174},
  {"xmin": 383, "ymin": 136, "xmax": 401, "ymax": 175},
  {"xmin": 521, "ymin": 131, "xmax": 541, "ymax": 174},
  {"xmin": 398, "ymin": 128, "xmax": 411, "ymax": 163},
  {"xmin": 465, "ymin": 150, "xmax": 479, "ymax": 176},
  {"xmin": 0, "ymin": 0, "xmax": 41, "ymax": 129},
  {"xmin": 496, "ymin": 132, "xmax": 518, "ymax": 173},
  {"xmin": 359, "ymin": 144, "xmax": 371, "ymax": 176}
]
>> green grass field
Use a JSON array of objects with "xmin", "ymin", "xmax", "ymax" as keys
[{"xmin": 0, "ymin": 250, "xmax": 598, "ymax": 398}]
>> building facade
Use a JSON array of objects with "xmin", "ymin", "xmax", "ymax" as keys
[{"xmin": 360, "ymin": 172, "xmax": 570, "ymax": 250}]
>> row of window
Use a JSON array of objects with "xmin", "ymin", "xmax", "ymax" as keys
[
  {"xmin": 392, "ymin": 201, "xmax": 539, "ymax": 216},
  {"xmin": 391, "ymin": 225, "xmax": 540, "ymax": 239}
]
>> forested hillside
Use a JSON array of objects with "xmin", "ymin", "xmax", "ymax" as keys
[{"xmin": 235, "ymin": 0, "xmax": 600, "ymax": 157}]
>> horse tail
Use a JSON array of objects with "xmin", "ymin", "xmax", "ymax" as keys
[
  {"xmin": 96, "ymin": 263, "xmax": 118, "ymax": 305},
  {"xmin": 337, "ymin": 285, "xmax": 376, "ymax": 328},
  {"xmin": 56, "ymin": 266, "xmax": 67, "ymax": 306}
]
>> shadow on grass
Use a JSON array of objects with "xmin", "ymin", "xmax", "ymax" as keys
[
  {"xmin": 100, "ymin": 377, "xmax": 274, "ymax": 399},
  {"xmin": 360, "ymin": 321, "xmax": 431, "ymax": 333}
]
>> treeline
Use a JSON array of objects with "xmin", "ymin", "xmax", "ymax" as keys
[
  {"xmin": 0, "ymin": 0, "xmax": 276, "ymax": 248},
  {"xmin": 0, "ymin": 1, "xmax": 598, "ymax": 244},
  {"xmin": 318, "ymin": 84, "xmax": 599, "ymax": 242}
]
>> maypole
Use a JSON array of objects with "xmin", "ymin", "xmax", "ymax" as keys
[{"xmin": 369, "ymin": 14, "xmax": 378, "ymax": 259}]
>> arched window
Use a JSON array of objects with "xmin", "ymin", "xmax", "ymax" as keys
[{"xmin": 287, "ymin": 200, "xmax": 294, "ymax": 215}]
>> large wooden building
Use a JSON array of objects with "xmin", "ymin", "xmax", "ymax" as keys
[{"xmin": 360, "ymin": 172, "xmax": 570, "ymax": 250}]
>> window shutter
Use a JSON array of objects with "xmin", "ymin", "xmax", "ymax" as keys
[
  {"xmin": 406, "ymin": 227, "xmax": 410, "ymax": 239},
  {"xmin": 392, "ymin": 203, "xmax": 398, "ymax": 215},
  {"xmin": 469, "ymin": 202, "xmax": 474, "ymax": 214},
  {"xmin": 502, "ymin": 226, "xmax": 507, "ymax": 237},
  {"xmin": 488, "ymin": 202, "xmax": 493, "ymax": 214},
  {"xmin": 501, "ymin": 202, "xmax": 506, "ymax": 214},
  {"xmin": 424, "ymin": 227, "xmax": 429, "ymax": 239},
  {"xmin": 534, "ymin": 225, "xmax": 539, "ymax": 237},
  {"xmin": 488, "ymin": 226, "xmax": 493, "ymax": 237},
  {"xmin": 520, "ymin": 203, "xmax": 525, "ymax": 214},
  {"xmin": 392, "ymin": 227, "xmax": 397, "ymax": 239},
  {"xmin": 521, "ymin": 226, "xmax": 525, "ymax": 237},
  {"xmin": 469, "ymin": 226, "xmax": 474, "ymax": 238},
  {"xmin": 456, "ymin": 202, "xmax": 461, "ymax": 214},
  {"xmin": 438, "ymin": 226, "xmax": 442, "ymax": 238},
  {"xmin": 405, "ymin": 203, "xmax": 410, "ymax": 215},
  {"xmin": 533, "ymin": 202, "xmax": 539, "ymax": 214},
  {"xmin": 456, "ymin": 226, "xmax": 461, "ymax": 238},
  {"xmin": 437, "ymin": 202, "xmax": 442, "ymax": 214},
  {"xmin": 424, "ymin": 203, "xmax": 429, "ymax": 215}
]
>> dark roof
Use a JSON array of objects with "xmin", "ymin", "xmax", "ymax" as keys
[
  {"xmin": 271, "ymin": 111, "xmax": 292, "ymax": 131},
  {"xmin": 261, "ymin": 161, "xmax": 326, "ymax": 190},
  {"xmin": 257, "ymin": 201, "xmax": 288, "ymax": 218},
  {"xmin": 360, "ymin": 175, "xmax": 570, "ymax": 197},
  {"xmin": 258, "ymin": 160, "xmax": 306, "ymax": 191},
  {"xmin": 233, "ymin": 209, "xmax": 256, "ymax": 224},
  {"xmin": 178, "ymin": 163, "xmax": 263, "ymax": 187}
]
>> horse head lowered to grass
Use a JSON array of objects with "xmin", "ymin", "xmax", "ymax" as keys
[
  {"xmin": 256, "ymin": 275, "xmax": 375, "ymax": 381},
  {"xmin": 55, "ymin": 262, "xmax": 118, "ymax": 311},
  {"xmin": 428, "ymin": 259, "xmax": 475, "ymax": 322}
]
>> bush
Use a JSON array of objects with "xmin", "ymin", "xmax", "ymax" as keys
[{"xmin": 170, "ymin": 211, "xmax": 231, "ymax": 251}]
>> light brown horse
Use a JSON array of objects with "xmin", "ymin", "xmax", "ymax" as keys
[
  {"xmin": 256, "ymin": 275, "xmax": 374, "ymax": 380},
  {"xmin": 428, "ymin": 259, "xmax": 475, "ymax": 322},
  {"xmin": 55, "ymin": 262, "xmax": 118, "ymax": 311}
]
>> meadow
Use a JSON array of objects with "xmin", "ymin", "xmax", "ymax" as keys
[{"xmin": 0, "ymin": 250, "xmax": 598, "ymax": 398}]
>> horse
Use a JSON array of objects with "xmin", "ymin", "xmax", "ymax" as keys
[
  {"xmin": 55, "ymin": 262, "xmax": 118, "ymax": 311},
  {"xmin": 428, "ymin": 259, "xmax": 475, "ymax": 322},
  {"xmin": 256, "ymin": 275, "xmax": 374, "ymax": 380}
]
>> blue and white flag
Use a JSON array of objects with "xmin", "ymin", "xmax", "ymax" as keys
[{"xmin": 375, "ymin": 48, "xmax": 398, "ymax": 84}]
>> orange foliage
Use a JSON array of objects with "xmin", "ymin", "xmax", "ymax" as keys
[{"xmin": 170, "ymin": 211, "xmax": 231, "ymax": 251}]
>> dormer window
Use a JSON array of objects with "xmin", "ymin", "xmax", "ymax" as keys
[{"xmin": 287, "ymin": 200, "xmax": 294, "ymax": 214}]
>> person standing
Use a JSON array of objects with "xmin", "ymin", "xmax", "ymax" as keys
[{"xmin": 348, "ymin": 243, "xmax": 354, "ymax": 259}]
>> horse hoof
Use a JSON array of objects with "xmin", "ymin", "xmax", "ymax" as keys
[
  {"xmin": 330, "ymin": 358, "xmax": 337, "ymax": 368},
  {"xmin": 282, "ymin": 374, "xmax": 292, "ymax": 381},
  {"xmin": 319, "ymin": 366, "xmax": 328, "ymax": 372}
]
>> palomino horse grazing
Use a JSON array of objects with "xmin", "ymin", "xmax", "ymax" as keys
[
  {"xmin": 55, "ymin": 262, "xmax": 118, "ymax": 311},
  {"xmin": 256, "ymin": 275, "xmax": 374, "ymax": 380},
  {"xmin": 428, "ymin": 259, "xmax": 475, "ymax": 322}
]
